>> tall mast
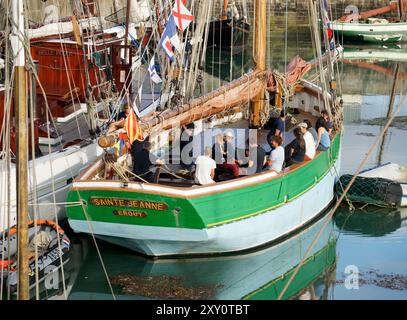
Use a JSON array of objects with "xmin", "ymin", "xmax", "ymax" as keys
[
  {"xmin": 124, "ymin": 0, "xmax": 131, "ymax": 61},
  {"xmin": 250, "ymin": 0, "xmax": 267, "ymax": 128},
  {"xmin": 11, "ymin": 0, "xmax": 29, "ymax": 300},
  {"xmin": 222, "ymin": 0, "xmax": 229, "ymax": 19}
]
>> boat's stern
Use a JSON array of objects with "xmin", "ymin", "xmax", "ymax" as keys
[{"xmin": 66, "ymin": 176, "xmax": 209, "ymax": 256}]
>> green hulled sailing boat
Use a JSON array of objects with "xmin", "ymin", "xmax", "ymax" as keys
[{"xmin": 66, "ymin": 0, "xmax": 344, "ymax": 257}]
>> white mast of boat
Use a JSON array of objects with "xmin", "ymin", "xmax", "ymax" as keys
[{"xmin": 11, "ymin": 0, "xmax": 29, "ymax": 300}]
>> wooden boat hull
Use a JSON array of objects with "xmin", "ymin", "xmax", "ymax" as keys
[
  {"xmin": 66, "ymin": 134, "xmax": 341, "ymax": 257},
  {"xmin": 332, "ymin": 21, "xmax": 407, "ymax": 42},
  {"xmin": 207, "ymin": 18, "xmax": 251, "ymax": 53},
  {"xmin": 341, "ymin": 47, "xmax": 407, "ymax": 62}
]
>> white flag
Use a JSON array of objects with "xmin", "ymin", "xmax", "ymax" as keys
[{"xmin": 148, "ymin": 57, "xmax": 162, "ymax": 84}]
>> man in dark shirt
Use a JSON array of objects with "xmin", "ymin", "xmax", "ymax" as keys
[
  {"xmin": 131, "ymin": 141, "xmax": 161, "ymax": 181},
  {"xmin": 212, "ymin": 133, "xmax": 225, "ymax": 164},
  {"xmin": 180, "ymin": 122, "xmax": 195, "ymax": 168},
  {"xmin": 117, "ymin": 105, "xmax": 130, "ymax": 121},
  {"xmin": 267, "ymin": 110, "xmax": 286, "ymax": 149},
  {"xmin": 246, "ymin": 140, "xmax": 266, "ymax": 175}
]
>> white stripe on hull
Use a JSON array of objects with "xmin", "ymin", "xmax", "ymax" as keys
[{"xmin": 69, "ymin": 158, "xmax": 340, "ymax": 256}]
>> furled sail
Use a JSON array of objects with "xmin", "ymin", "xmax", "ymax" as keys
[{"xmin": 141, "ymin": 70, "xmax": 265, "ymax": 134}]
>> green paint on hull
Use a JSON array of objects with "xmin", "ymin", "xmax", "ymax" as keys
[
  {"xmin": 66, "ymin": 135, "xmax": 341, "ymax": 230},
  {"xmin": 333, "ymin": 23, "xmax": 407, "ymax": 43},
  {"xmin": 243, "ymin": 239, "xmax": 337, "ymax": 300}
]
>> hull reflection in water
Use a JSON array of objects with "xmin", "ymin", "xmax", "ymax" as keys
[
  {"xmin": 334, "ymin": 206, "xmax": 407, "ymax": 237},
  {"xmin": 68, "ymin": 213, "xmax": 337, "ymax": 300}
]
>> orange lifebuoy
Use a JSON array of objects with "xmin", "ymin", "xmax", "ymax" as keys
[{"xmin": 1, "ymin": 220, "xmax": 65, "ymax": 238}]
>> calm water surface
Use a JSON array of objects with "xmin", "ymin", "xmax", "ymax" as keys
[{"xmin": 53, "ymin": 36, "xmax": 407, "ymax": 300}]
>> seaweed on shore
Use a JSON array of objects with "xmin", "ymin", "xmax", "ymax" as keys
[
  {"xmin": 110, "ymin": 274, "xmax": 224, "ymax": 299},
  {"xmin": 335, "ymin": 269, "xmax": 407, "ymax": 291},
  {"xmin": 364, "ymin": 116, "xmax": 407, "ymax": 131}
]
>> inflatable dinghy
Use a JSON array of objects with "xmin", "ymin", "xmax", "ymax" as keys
[
  {"xmin": 336, "ymin": 163, "xmax": 407, "ymax": 208},
  {"xmin": 0, "ymin": 220, "xmax": 70, "ymax": 292}
]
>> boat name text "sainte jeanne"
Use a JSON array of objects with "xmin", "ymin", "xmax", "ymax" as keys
[{"xmin": 90, "ymin": 197, "xmax": 168, "ymax": 211}]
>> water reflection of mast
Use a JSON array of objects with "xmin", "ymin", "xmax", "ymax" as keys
[{"xmin": 377, "ymin": 63, "xmax": 400, "ymax": 165}]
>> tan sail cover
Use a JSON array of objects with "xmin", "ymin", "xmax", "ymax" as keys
[{"xmin": 142, "ymin": 71, "xmax": 266, "ymax": 134}]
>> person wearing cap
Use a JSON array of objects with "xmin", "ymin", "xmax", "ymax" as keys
[
  {"xmin": 223, "ymin": 131, "xmax": 236, "ymax": 164},
  {"xmin": 298, "ymin": 122, "xmax": 316, "ymax": 161},
  {"xmin": 215, "ymin": 131, "xmax": 240, "ymax": 179}
]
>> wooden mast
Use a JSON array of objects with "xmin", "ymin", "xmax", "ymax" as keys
[
  {"xmin": 250, "ymin": 0, "xmax": 267, "ymax": 128},
  {"xmin": 12, "ymin": 0, "xmax": 29, "ymax": 300},
  {"xmin": 400, "ymin": 0, "xmax": 406, "ymax": 20},
  {"xmin": 222, "ymin": 0, "xmax": 229, "ymax": 19}
]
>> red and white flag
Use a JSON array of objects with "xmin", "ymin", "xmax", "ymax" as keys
[{"xmin": 172, "ymin": 0, "xmax": 194, "ymax": 32}]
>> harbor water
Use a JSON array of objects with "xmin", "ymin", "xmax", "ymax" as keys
[{"xmin": 41, "ymin": 30, "xmax": 407, "ymax": 300}]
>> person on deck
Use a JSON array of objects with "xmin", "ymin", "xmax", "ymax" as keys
[
  {"xmin": 285, "ymin": 127, "xmax": 306, "ymax": 166},
  {"xmin": 117, "ymin": 104, "xmax": 130, "ymax": 121},
  {"xmin": 240, "ymin": 138, "xmax": 267, "ymax": 176},
  {"xmin": 108, "ymin": 105, "xmax": 131, "ymax": 134},
  {"xmin": 264, "ymin": 136, "xmax": 285, "ymax": 175},
  {"xmin": 180, "ymin": 123, "xmax": 195, "ymax": 169},
  {"xmin": 298, "ymin": 122, "xmax": 316, "ymax": 161},
  {"xmin": 195, "ymin": 146, "xmax": 217, "ymax": 185},
  {"xmin": 220, "ymin": 132, "xmax": 240, "ymax": 178},
  {"xmin": 267, "ymin": 110, "xmax": 286, "ymax": 149},
  {"xmin": 304, "ymin": 119, "xmax": 318, "ymax": 143},
  {"xmin": 315, "ymin": 110, "xmax": 332, "ymax": 135},
  {"xmin": 316, "ymin": 124, "xmax": 331, "ymax": 152},
  {"xmin": 212, "ymin": 132, "xmax": 240, "ymax": 179},
  {"xmin": 131, "ymin": 141, "xmax": 163, "ymax": 181}
]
